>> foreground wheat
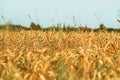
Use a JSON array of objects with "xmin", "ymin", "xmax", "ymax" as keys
[{"xmin": 0, "ymin": 30, "xmax": 120, "ymax": 80}]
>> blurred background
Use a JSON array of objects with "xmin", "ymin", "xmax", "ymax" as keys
[{"xmin": 0, "ymin": 0, "xmax": 120, "ymax": 28}]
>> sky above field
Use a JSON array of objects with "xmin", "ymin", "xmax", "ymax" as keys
[{"xmin": 0, "ymin": 0, "xmax": 120, "ymax": 28}]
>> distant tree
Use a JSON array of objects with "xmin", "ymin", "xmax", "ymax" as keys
[
  {"xmin": 36, "ymin": 24, "xmax": 41, "ymax": 30},
  {"xmin": 63, "ymin": 23, "xmax": 66, "ymax": 31},
  {"xmin": 99, "ymin": 24, "xmax": 106, "ymax": 31},
  {"xmin": 30, "ymin": 22, "xmax": 36, "ymax": 29},
  {"xmin": 30, "ymin": 22, "xmax": 41, "ymax": 30}
]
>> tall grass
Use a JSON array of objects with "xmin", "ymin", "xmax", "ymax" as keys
[{"xmin": 0, "ymin": 30, "xmax": 120, "ymax": 80}]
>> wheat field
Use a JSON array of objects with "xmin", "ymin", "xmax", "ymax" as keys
[{"xmin": 0, "ymin": 30, "xmax": 120, "ymax": 80}]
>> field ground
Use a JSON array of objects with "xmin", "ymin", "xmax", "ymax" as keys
[{"xmin": 0, "ymin": 30, "xmax": 120, "ymax": 80}]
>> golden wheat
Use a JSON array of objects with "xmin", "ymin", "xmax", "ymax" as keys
[{"xmin": 0, "ymin": 30, "xmax": 120, "ymax": 80}]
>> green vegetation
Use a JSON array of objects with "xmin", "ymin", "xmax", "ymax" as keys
[{"xmin": 0, "ymin": 22, "xmax": 120, "ymax": 32}]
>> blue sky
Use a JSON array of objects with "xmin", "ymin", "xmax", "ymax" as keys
[{"xmin": 0, "ymin": 0, "xmax": 120, "ymax": 28}]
